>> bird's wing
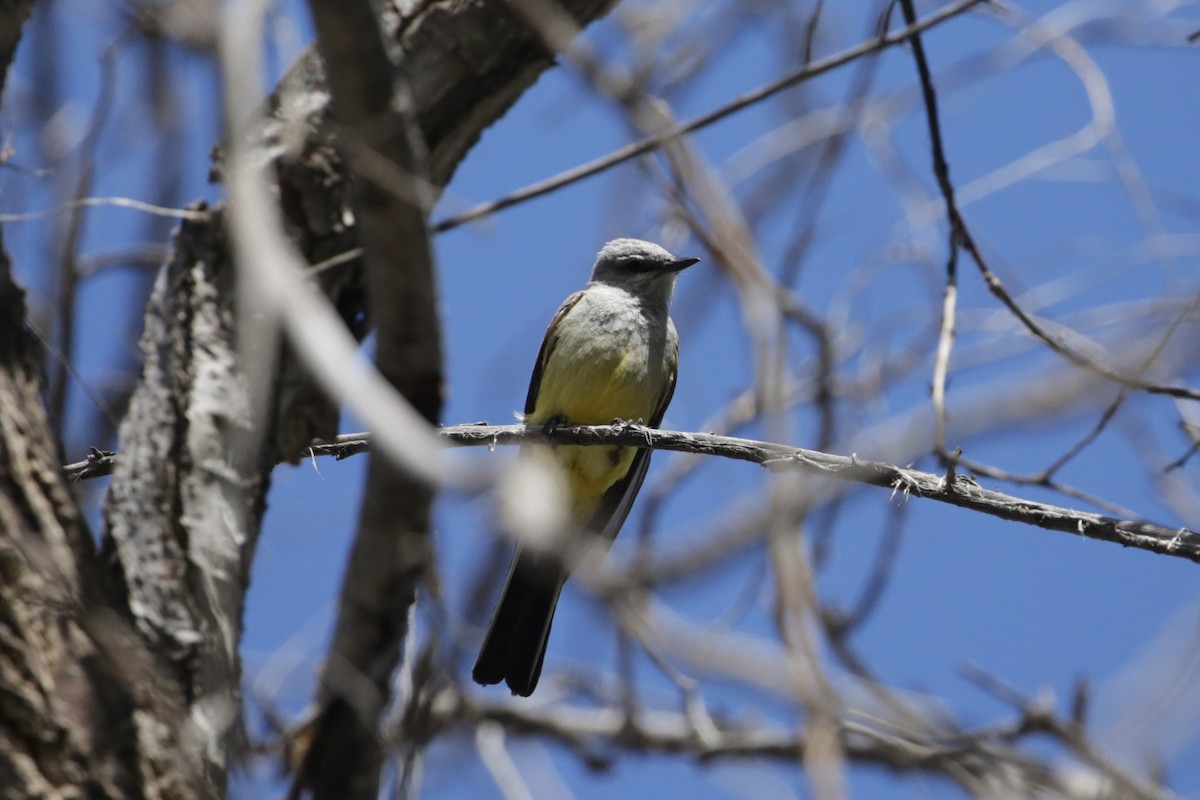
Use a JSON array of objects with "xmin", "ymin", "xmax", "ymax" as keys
[
  {"xmin": 524, "ymin": 290, "xmax": 586, "ymax": 417},
  {"xmin": 588, "ymin": 334, "xmax": 678, "ymax": 541}
]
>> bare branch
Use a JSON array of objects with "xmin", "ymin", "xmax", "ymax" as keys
[
  {"xmin": 423, "ymin": 685, "xmax": 1160, "ymax": 799},
  {"xmin": 431, "ymin": 0, "xmax": 988, "ymax": 234},
  {"xmin": 70, "ymin": 420, "xmax": 1200, "ymax": 563},
  {"xmin": 295, "ymin": 0, "xmax": 441, "ymax": 794}
]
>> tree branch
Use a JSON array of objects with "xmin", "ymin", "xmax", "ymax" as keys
[
  {"xmin": 297, "ymin": 0, "xmax": 441, "ymax": 796},
  {"xmin": 420, "ymin": 685, "xmax": 1164, "ymax": 799},
  {"xmin": 450, "ymin": 424, "xmax": 1200, "ymax": 564},
  {"xmin": 431, "ymin": 0, "xmax": 987, "ymax": 233},
  {"xmin": 67, "ymin": 422, "xmax": 1200, "ymax": 563}
]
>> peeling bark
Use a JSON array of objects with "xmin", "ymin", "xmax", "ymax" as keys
[
  {"xmin": 94, "ymin": 0, "xmax": 619, "ymax": 796},
  {"xmin": 2, "ymin": 0, "xmax": 618, "ymax": 793},
  {"xmin": 1, "ymin": 219, "xmax": 186, "ymax": 796}
]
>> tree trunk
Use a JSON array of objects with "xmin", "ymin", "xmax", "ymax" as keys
[{"xmin": 0, "ymin": 0, "xmax": 616, "ymax": 797}]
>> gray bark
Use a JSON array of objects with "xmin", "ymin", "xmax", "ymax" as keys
[{"xmin": 0, "ymin": 0, "xmax": 617, "ymax": 797}]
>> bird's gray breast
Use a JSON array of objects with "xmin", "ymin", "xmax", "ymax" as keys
[
  {"xmin": 568, "ymin": 286, "xmax": 673, "ymax": 367},
  {"xmin": 535, "ymin": 285, "xmax": 675, "ymax": 424}
]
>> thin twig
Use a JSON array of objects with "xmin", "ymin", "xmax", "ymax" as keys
[
  {"xmin": 961, "ymin": 663, "xmax": 1171, "ymax": 800},
  {"xmin": 426, "ymin": 684, "xmax": 1157, "ymax": 797},
  {"xmin": 0, "ymin": 195, "xmax": 211, "ymax": 223},
  {"xmin": 897, "ymin": 0, "xmax": 1200, "ymax": 407},
  {"xmin": 897, "ymin": 0, "xmax": 963, "ymax": 460},
  {"xmin": 430, "ymin": 0, "xmax": 987, "ymax": 234}
]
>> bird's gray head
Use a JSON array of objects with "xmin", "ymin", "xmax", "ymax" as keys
[{"xmin": 588, "ymin": 238, "xmax": 699, "ymax": 297}]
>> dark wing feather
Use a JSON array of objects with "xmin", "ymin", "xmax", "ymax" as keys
[
  {"xmin": 473, "ymin": 290, "xmax": 587, "ymax": 696},
  {"xmin": 524, "ymin": 291, "xmax": 586, "ymax": 417},
  {"xmin": 587, "ymin": 334, "xmax": 678, "ymax": 541},
  {"xmin": 471, "ymin": 546, "xmax": 563, "ymax": 696}
]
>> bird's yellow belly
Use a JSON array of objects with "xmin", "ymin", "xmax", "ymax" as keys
[
  {"xmin": 553, "ymin": 444, "xmax": 638, "ymax": 523},
  {"xmin": 527, "ymin": 340, "xmax": 661, "ymax": 522}
]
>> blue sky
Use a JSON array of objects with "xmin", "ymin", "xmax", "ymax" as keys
[{"xmin": 6, "ymin": 0, "xmax": 1200, "ymax": 798}]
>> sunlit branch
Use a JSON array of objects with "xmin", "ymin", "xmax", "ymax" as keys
[
  {"xmin": 431, "ymin": 0, "xmax": 988, "ymax": 234},
  {"xmin": 66, "ymin": 422, "xmax": 1200, "ymax": 564}
]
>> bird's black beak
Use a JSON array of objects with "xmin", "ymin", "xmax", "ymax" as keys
[{"xmin": 663, "ymin": 256, "xmax": 700, "ymax": 273}]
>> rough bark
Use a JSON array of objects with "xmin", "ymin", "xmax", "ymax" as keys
[
  {"xmin": 295, "ymin": 0, "xmax": 442, "ymax": 797},
  {"xmin": 0, "ymin": 238, "xmax": 124, "ymax": 800},
  {"xmin": 100, "ymin": 206, "xmax": 268, "ymax": 796},
  {"xmin": 1, "ymin": 0, "xmax": 618, "ymax": 795},
  {"xmin": 1, "ymin": 193, "xmax": 194, "ymax": 797},
  {"xmin": 0, "ymin": 4, "xmax": 164, "ymax": 797}
]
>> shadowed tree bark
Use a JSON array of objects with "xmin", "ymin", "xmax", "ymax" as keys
[
  {"xmin": 4, "ymin": 1, "xmax": 1196, "ymax": 799},
  {"xmin": 0, "ymin": 0, "xmax": 616, "ymax": 796}
]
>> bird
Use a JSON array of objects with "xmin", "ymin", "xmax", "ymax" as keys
[{"xmin": 472, "ymin": 238, "xmax": 699, "ymax": 697}]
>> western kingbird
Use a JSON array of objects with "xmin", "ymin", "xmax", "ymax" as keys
[{"xmin": 472, "ymin": 238, "xmax": 699, "ymax": 696}]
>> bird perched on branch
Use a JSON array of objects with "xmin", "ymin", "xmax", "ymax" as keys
[{"xmin": 473, "ymin": 238, "xmax": 699, "ymax": 696}]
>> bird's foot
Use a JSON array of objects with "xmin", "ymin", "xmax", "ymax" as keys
[
  {"xmin": 612, "ymin": 417, "xmax": 652, "ymax": 446},
  {"xmin": 542, "ymin": 414, "xmax": 569, "ymax": 438}
]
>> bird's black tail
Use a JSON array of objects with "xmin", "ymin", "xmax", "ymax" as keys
[{"xmin": 472, "ymin": 547, "xmax": 565, "ymax": 697}]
